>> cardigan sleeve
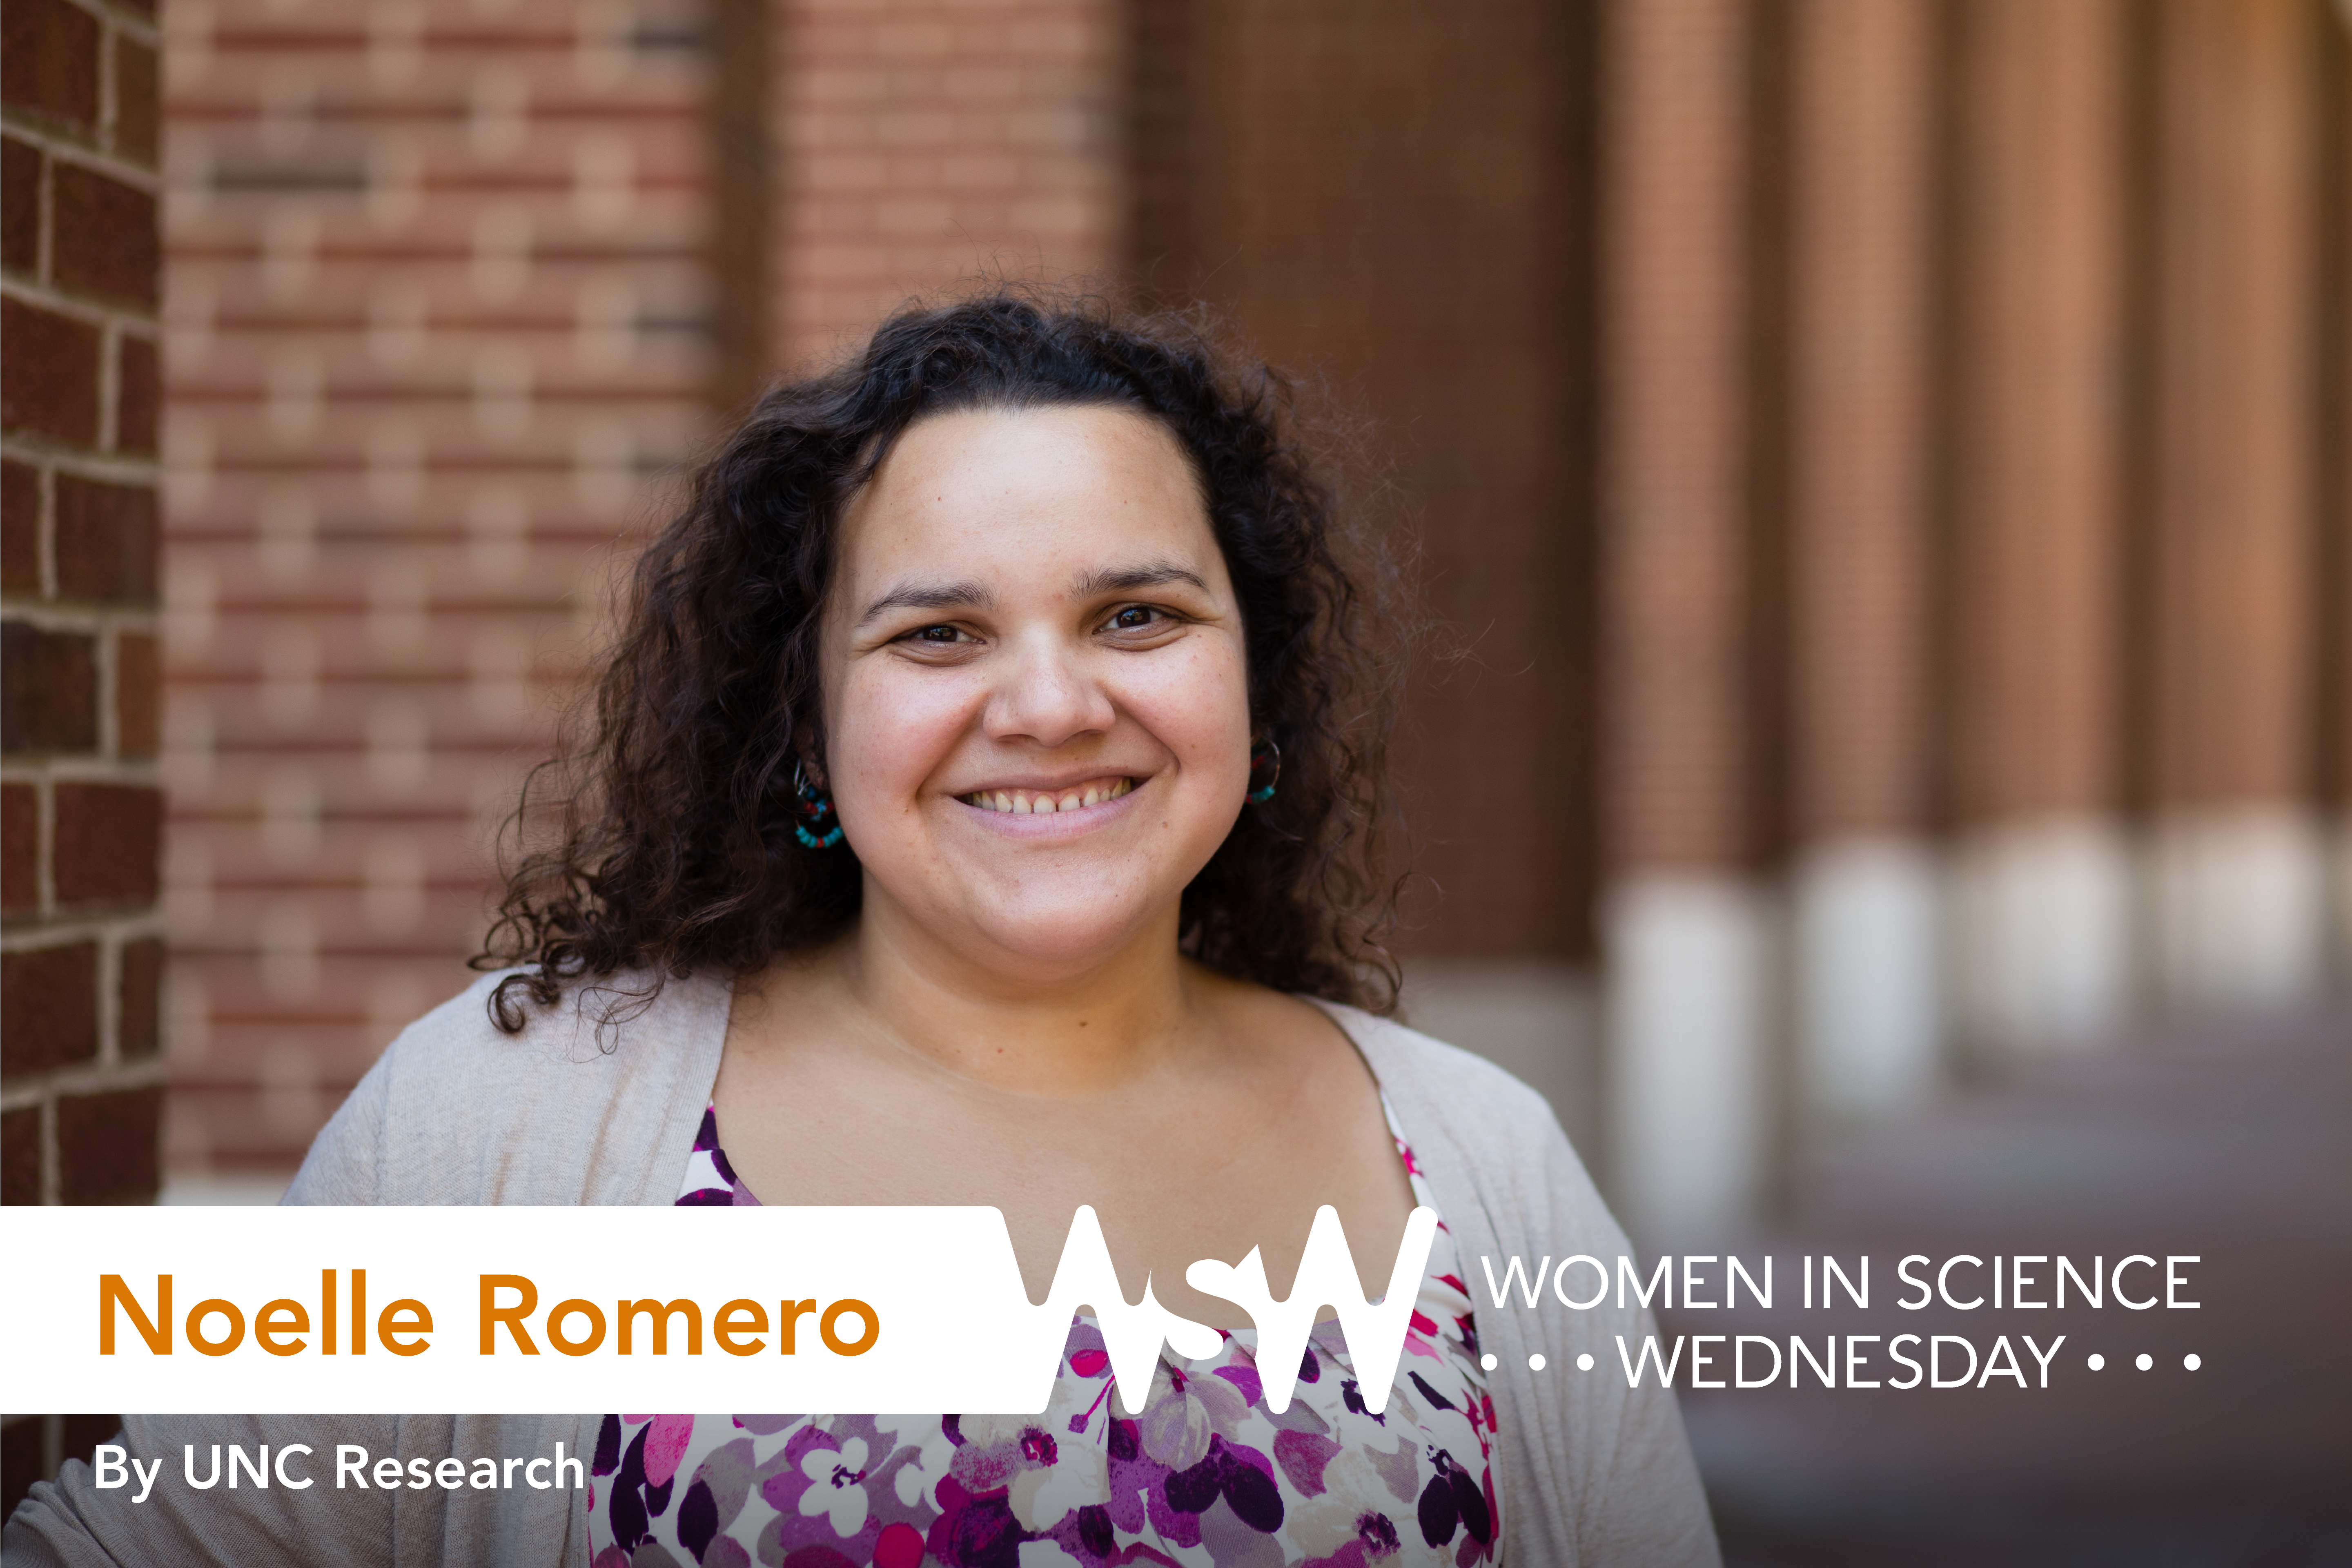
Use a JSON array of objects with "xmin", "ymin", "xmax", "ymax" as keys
[
  {"xmin": 281, "ymin": 1044, "xmax": 391, "ymax": 1205},
  {"xmin": 1323, "ymin": 1003, "xmax": 1722, "ymax": 1568},
  {"xmin": 279, "ymin": 967, "xmax": 728, "ymax": 1208},
  {"xmin": 1519, "ymin": 1102, "xmax": 1720, "ymax": 1568},
  {"xmin": 281, "ymin": 967, "xmax": 520, "ymax": 1207}
]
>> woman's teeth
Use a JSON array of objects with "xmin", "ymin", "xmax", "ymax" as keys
[{"xmin": 962, "ymin": 778, "xmax": 1134, "ymax": 815}]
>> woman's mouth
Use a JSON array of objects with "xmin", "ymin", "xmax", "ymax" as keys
[{"xmin": 959, "ymin": 777, "xmax": 1136, "ymax": 815}]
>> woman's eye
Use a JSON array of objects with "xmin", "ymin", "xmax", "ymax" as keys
[
  {"xmin": 1108, "ymin": 606, "xmax": 1159, "ymax": 631},
  {"xmin": 909, "ymin": 624, "xmax": 964, "ymax": 644}
]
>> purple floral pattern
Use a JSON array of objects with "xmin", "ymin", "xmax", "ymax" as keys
[{"xmin": 592, "ymin": 1100, "xmax": 1499, "ymax": 1566}]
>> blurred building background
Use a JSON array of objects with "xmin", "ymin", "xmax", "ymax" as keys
[
  {"xmin": 148, "ymin": 0, "xmax": 2351, "ymax": 1226},
  {"xmin": 4, "ymin": 0, "xmax": 2348, "ymax": 1545}
]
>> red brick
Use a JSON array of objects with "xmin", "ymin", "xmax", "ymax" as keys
[
  {"xmin": 0, "ymin": 782, "xmax": 35, "ymax": 913},
  {"xmin": 0, "ymin": 940, "xmax": 98, "ymax": 1075},
  {"xmin": 0, "ymin": 1105, "xmax": 39, "ymax": 1203},
  {"xmin": 115, "ymin": 335, "xmax": 158, "ymax": 454},
  {"xmin": 0, "ymin": 297, "xmax": 100, "ymax": 445},
  {"xmin": 159, "ymin": 0, "xmax": 722, "ymax": 1174},
  {"xmin": 0, "ymin": 137, "xmax": 39, "ymax": 274},
  {"xmin": 52, "ymin": 474, "xmax": 155, "ymax": 603},
  {"xmin": 0, "ymin": 0, "xmax": 100, "ymax": 138},
  {"xmin": 56, "ymin": 1085, "xmax": 160, "ymax": 1203},
  {"xmin": 0, "ymin": 459, "xmax": 38, "ymax": 591},
  {"xmin": 776, "ymin": 0, "xmax": 1125, "ymax": 369},
  {"xmin": 118, "ymin": 935, "xmax": 162, "ymax": 1057},
  {"xmin": 111, "ymin": 37, "xmax": 158, "ymax": 166},
  {"xmin": 49, "ymin": 164, "xmax": 156, "ymax": 311},
  {"xmin": 114, "ymin": 630, "xmax": 158, "ymax": 755},
  {"xmin": 50, "ymin": 782, "xmax": 158, "ymax": 906},
  {"xmin": 1135, "ymin": 0, "xmax": 1594, "ymax": 951},
  {"xmin": 1603, "ymin": 0, "xmax": 1756, "ymax": 871},
  {"xmin": 1784, "ymin": 0, "xmax": 1934, "ymax": 840},
  {"xmin": 1, "ymin": 620, "xmax": 96, "ymax": 752},
  {"xmin": 2141, "ymin": 0, "xmax": 2316, "ymax": 810},
  {"xmin": 1947, "ymin": 0, "xmax": 2126, "ymax": 822}
]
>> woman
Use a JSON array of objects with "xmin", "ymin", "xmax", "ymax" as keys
[{"xmin": 7, "ymin": 297, "xmax": 1715, "ymax": 1567}]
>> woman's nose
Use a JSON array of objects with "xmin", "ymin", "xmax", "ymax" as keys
[{"xmin": 984, "ymin": 633, "xmax": 1116, "ymax": 747}]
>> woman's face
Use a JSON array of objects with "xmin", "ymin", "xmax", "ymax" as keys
[{"xmin": 819, "ymin": 404, "xmax": 1254, "ymax": 979}]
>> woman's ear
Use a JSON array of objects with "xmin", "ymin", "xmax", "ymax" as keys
[{"xmin": 791, "ymin": 721, "xmax": 827, "ymax": 791}]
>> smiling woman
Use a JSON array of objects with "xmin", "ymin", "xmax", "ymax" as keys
[
  {"xmin": 481, "ymin": 295, "xmax": 1407, "ymax": 1036},
  {"xmin": 6, "ymin": 298, "xmax": 1718, "ymax": 1567}
]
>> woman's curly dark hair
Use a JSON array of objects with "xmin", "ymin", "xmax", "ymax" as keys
[{"xmin": 477, "ymin": 291, "xmax": 1414, "ymax": 1034}]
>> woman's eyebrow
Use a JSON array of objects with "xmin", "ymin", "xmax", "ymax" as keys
[
  {"xmin": 855, "ymin": 579, "xmax": 995, "ymax": 627},
  {"xmin": 1073, "ymin": 562, "xmax": 1210, "ymax": 597}
]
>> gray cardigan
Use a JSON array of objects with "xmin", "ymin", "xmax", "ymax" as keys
[{"xmin": 8, "ymin": 970, "xmax": 1719, "ymax": 1567}]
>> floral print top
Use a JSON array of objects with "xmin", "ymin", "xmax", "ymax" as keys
[{"xmin": 589, "ymin": 1099, "xmax": 1500, "ymax": 1568}]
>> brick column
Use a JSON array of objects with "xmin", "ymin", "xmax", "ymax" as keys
[
  {"xmin": 1124, "ymin": 0, "xmax": 1602, "ymax": 1146},
  {"xmin": 2, "ymin": 0, "xmax": 162, "ymax": 1513},
  {"xmin": 1600, "ymin": 0, "xmax": 1763, "ymax": 1241},
  {"xmin": 2140, "ymin": 0, "xmax": 2324, "ymax": 1012},
  {"xmin": 2, "ymin": 0, "xmax": 168, "ymax": 1196},
  {"xmin": 1782, "ymin": 0, "xmax": 1938, "ymax": 1123},
  {"xmin": 775, "ymin": 0, "xmax": 1126, "ymax": 371},
  {"xmin": 1943, "ymin": 0, "xmax": 2131, "ymax": 1054},
  {"xmin": 708, "ymin": 0, "xmax": 778, "ymax": 419}
]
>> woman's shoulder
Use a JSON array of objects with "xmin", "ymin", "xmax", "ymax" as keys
[
  {"xmin": 1306, "ymin": 995, "xmax": 1624, "ymax": 1242},
  {"xmin": 282, "ymin": 967, "xmax": 732, "ymax": 1206},
  {"xmin": 1308, "ymin": 997, "xmax": 1562, "ymax": 1140}
]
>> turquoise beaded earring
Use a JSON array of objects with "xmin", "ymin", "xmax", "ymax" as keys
[
  {"xmin": 792, "ymin": 760, "xmax": 844, "ymax": 849},
  {"xmin": 1247, "ymin": 736, "xmax": 1281, "ymax": 804}
]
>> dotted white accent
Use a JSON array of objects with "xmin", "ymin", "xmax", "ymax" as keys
[
  {"xmin": 1576, "ymin": 1352, "xmax": 1595, "ymax": 1372},
  {"xmin": 2087, "ymin": 1353, "xmax": 2106, "ymax": 1370},
  {"xmin": 2135, "ymin": 1353, "xmax": 2153, "ymax": 1371},
  {"xmin": 1480, "ymin": 1352, "xmax": 1499, "ymax": 1372},
  {"xmin": 2183, "ymin": 1353, "xmax": 2201, "ymax": 1371},
  {"xmin": 1527, "ymin": 1353, "xmax": 1547, "ymax": 1372}
]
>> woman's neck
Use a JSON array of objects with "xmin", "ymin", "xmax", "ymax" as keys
[{"xmin": 808, "ymin": 892, "xmax": 1206, "ymax": 1098}]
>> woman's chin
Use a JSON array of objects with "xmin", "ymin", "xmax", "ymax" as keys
[
  {"xmin": 864, "ymin": 848, "xmax": 1217, "ymax": 977},
  {"xmin": 948, "ymin": 897, "xmax": 1176, "ymax": 979}
]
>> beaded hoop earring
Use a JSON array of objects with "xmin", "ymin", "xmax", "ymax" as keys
[
  {"xmin": 1246, "ymin": 736, "xmax": 1281, "ymax": 804},
  {"xmin": 791, "ymin": 760, "xmax": 844, "ymax": 849}
]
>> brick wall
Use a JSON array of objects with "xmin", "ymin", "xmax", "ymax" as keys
[
  {"xmin": 775, "ymin": 0, "xmax": 1125, "ymax": 372},
  {"xmin": 2, "ymin": 0, "xmax": 168, "ymax": 1199},
  {"xmin": 157, "ymin": 0, "xmax": 713, "ymax": 1181},
  {"xmin": 2, "ymin": 0, "xmax": 162, "ymax": 1517}
]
